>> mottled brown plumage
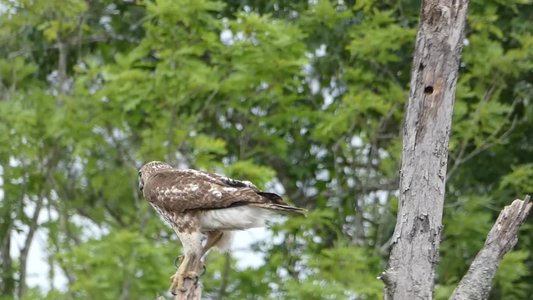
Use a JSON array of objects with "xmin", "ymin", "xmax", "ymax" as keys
[{"xmin": 138, "ymin": 161, "xmax": 305, "ymax": 295}]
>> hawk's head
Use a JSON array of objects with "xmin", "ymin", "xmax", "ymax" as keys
[{"xmin": 138, "ymin": 161, "xmax": 173, "ymax": 191}]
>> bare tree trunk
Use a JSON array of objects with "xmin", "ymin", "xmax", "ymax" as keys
[
  {"xmin": 380, "ymin": 0, "xmax": 469, "ymax": 299},
  {"xmin": 0, "ymin": 223, "xmax": 15, "ymax": 297},
  {"xmin": 17, "ymin": 193, "xmax": 45, "ymax": 299},
  {"xmin": 450, "ymin": 196, "xmax": 532, "ymax": 300}
]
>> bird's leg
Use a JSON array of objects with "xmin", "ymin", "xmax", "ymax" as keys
[
  {"xmin": 201, "ymin": 231, "xmax": 224, "ymax": 256},
  {"xmin": 174, "ymin": 255, "xmax": 184, "ymax": 268},
  {"xmin": 169, "ymin": 254, "xmax": 185, "ymax": 291},
  {"xmin": 170, "ymin": 230, "xmax": 203, "ymax": 295},
  {"xmin": 172, "ymin": 231, "xmax": 221, "ymax": 281},
  {"xmin": 170, "ymin": 254, "xmax": 200, "ymax": 295},
  {"xmin": 170, "ymin": 257, "xmax": 186, "ymax": 292},
  {"xmin": 174, "ymin": 231, "xmax": 221, "ymax": 284}
]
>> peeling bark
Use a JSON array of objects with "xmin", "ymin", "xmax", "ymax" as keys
[
  {"xmin": 450, "ymin": 196, "xmax": 532, "ymax": 300},
  {"xmin": 381, "ymin": 0, "xmax": 469, "ymax": 299}
]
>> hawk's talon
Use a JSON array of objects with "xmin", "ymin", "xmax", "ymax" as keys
[
  {"xmin": 174, "ymin": 255, "xmax": 184, "ymax": 268},
  {"xmin": 184, "ymin": 271, "xmax": 199, "ymax": 284},
  {"xmin": 169, "ymin": 270, "xmax": 199, "ymax": 295},
  {"xmin": 169, "ymin": 271, "xmax": 180, "ymax": 295}
]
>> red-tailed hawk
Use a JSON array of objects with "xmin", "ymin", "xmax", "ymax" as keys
[{"xmin": 138, "ymin": 161, "xmax": 306, "ymax": 295}]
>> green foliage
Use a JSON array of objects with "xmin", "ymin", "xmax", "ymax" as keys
[
  {"xmin": 493, "ymin": 250, "xmax": 530, "ymax": 299},
  {"xmin": 56, "ymin": 229, "xmax": 177, "ymax": 299},
  {"xmin": 500, "ymin": 163, "xmax": 533, "ymax": 195},
  {"xmin": 285, "ymin": 246, "xmax": 383, "ymax": 299},
  {"xmin": 223, "ymin": 160, "xmax": 276, "ymax": 189},
  {"xmin": 439, "ymin": 197, "xmax": 494, "ymax": 287},
  {"xmin": 1, "ymin": 0, "xmax": 532, "ymax": 299}
]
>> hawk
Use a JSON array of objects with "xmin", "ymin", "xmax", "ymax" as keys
[{"xmin": 138, "ymin": 161, "xmax": 306, "ymax": 294}]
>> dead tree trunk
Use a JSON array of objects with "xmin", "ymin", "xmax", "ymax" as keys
[{"xmin": 380, "ymin": 0, "xmax": 469, "ymax": 299}]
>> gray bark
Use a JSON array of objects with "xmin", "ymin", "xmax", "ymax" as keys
[
  {"xmin": 380, "ymin": 0, "xmax": 469, "ymax": 299},
  {"xmin": 450, "ymin": 196, "xmax": 532, "ymax": 300}
]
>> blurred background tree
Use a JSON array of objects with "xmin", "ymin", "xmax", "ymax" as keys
[{"xmin": 0, "ymin": 0, "xmax": 532, "ymax": 299}]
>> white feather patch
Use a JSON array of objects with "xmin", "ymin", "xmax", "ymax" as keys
[{"xmin": 199, "ymin": 206, "xmax": 280, "ymax": 231}]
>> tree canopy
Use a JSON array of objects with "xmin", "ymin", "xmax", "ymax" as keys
[{"xmin": 1, "ymin": 0, "xmax": 532, "ymax": 299}]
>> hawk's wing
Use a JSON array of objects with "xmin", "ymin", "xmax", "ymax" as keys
[
  {"xmin": 190, "ymin": 169, "xmax": 260, "ymax": 191},
  {"xmin": 143, "ymin": 168, "xmax": 300, "ymax": 214}
]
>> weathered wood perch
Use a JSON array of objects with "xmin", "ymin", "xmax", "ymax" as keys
[
  {"xmin": 160, "ymin": 251, "xmax": 203, "ymax": 300},
  {"xmin": 156, "ymin": 259, "xmax": 202, "ymax": 300},
  {"xmin": 174, "ymin": 282, "xmax": 202, "ymax": 300},
  {"xmin": 450, "ymin": 195, "xmax": 532, "ymax": 300},
  {"xmin": 170, "ymin": 260, "xmax": 202, "ymax": 300},
  {"xmin": 155, "ymin": 278, "xmax": 201, "ymax": 300},
  {"xmin": 173, "ymin": 276, "xmax": 202, "ymax": 300}
]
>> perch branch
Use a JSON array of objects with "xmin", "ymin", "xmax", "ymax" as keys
[
  {"xmin": 449, "ymin": 195, "xmax": 532, "ymax": 300},
  {"xmin": 174, "ymin": 276, "xmax": 202, "ymax": 300},
  {"xmin": 179, "ymin": 283, "xmax": 202, "ymax": 300},
  {"xmin": 155, "ymin": 279, "xmax": 201, "ymax": 300}
]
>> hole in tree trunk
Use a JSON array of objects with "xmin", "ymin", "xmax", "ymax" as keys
[{"xmin": 424, "ymin": 86, "xmax": 434, "ymax": 94}]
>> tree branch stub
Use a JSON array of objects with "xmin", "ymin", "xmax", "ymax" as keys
[{"xmin": 450, "ymin": 196, "xmax": 532, "ymax": 300}]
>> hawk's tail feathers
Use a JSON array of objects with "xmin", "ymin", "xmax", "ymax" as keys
[
  {"xmin": 257, "ymin": 192, "xmax": 286, "ymax": 204},
  {"xmin": 253, "ymin": 203, "xmax": 307, "ymax": 217},
  {"xmin": 256, "ymin": 192, "xmax": 307, "ymax": 216}
]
